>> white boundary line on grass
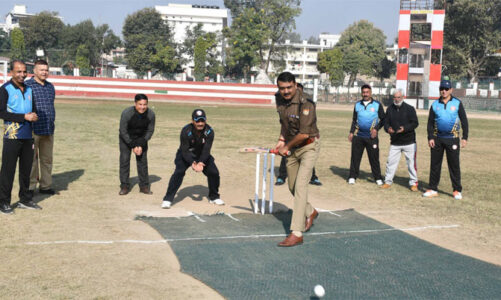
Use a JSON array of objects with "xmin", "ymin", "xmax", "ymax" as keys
[{"xmin": 25, "ymin": 224, "xmax": 460, "ymax": 245}]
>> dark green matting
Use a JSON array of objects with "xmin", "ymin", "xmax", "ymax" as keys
[{"xmin": 140, "ymin": 209, "xmax": 501, "ymax": 299}]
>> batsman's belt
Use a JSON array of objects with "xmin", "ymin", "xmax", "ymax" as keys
[{"xmin": 297, "ymin": 135, "xmax": 319, "ymax": 148}]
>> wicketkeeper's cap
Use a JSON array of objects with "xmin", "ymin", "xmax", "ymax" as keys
[
  {"xmin": 192, "ymin": 109, "xmax": 206, "ymax": 121},
  {"xmin": 439, "ymin": 80, "xmax": 452, "ymax": 89}
]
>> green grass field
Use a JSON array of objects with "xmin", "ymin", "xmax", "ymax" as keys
[{"xmin": 0, "ymin": 99, "xmax": 500, "ymax": 299}]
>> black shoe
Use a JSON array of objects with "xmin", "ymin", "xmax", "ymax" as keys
[
  {"xmin": 0, "ymin": 203, "xmax": 14, "ymax": 214},
  {"xmin": 309, "ymin": 178, "xmax": 322, "ymax": 186},
  {"xmin": 17, "ymin": 201, "xmax": 42, "ymax": 210},
  {"xmin": 275, "ymin": 178, "xmax": 286, "ymax": 186},
  {"xmin": 39, "ymin": 188, "xmax": 56, "ymax": 195}
]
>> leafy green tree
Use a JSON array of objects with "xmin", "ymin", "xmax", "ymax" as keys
[
  {"xmin": 151, "ymin": 42, "xmax": 178, "ymax": 77},
  {"xmin": 61, "ymin": 20, "xmax": 120, "ymax": 71},
  {"xmin": 259, "ymin": 0, "xmax": 301, "ymax": 72},
  {"xmin": 123, "ymin": 8, "xmax": 177, "ymax": 76},
  {"xmin": 443, "ymin": 0, "xmax": 501, "ymax": 82},
  {"xmin": 224, "ymin": 7, "xmax": 267, "ymax": 78},
  {"xmin": 336, "ymin": 20, "xmax": 386, "ymax": 87},
  {"xmin": 181, "ymin": 23, "xmax": 206, "ymax": 64},
  {"xmin": 20, "ymin": 11, "xmax": 64, "ymax": 62},
  {"xmin": 0, "ymin": 31, "xmax": 10, "ymax": 56},
  {"xmin": 224, "ymin": 0, "xmax": 301, "ymax": 74},
  {"xmin": 285, "ymin": 32, "xmax": 302, "ymax": 43},
  {"xmin": 317, "ymin": 48, "xmax": 344, "ymax": 86},
  {"xmin": 194, "ymin": 36, "xmax": 208, "ymax": 81},
  {"xmin": 10, "ymin": 28, "xmax": 26, "ymax": 61},
  {"xmin": 76, "ymin": 44, "xmax": 91, "ymax": 76}
]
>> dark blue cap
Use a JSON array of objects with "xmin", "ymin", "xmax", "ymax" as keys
[
  {"xmin": 192, "ymin": 109, "xmax": 206, "ymax": 121},
  {"xmin": 439, "ymin": 80, "xmax": 451, "ymax": 89}
]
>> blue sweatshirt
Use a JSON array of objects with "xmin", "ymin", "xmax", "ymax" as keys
[
  {"xmin": 350, "ymin": 99, "xmax": 386, "ymax": 138},
  {"xmin": 0, "ymin": 80, "xmax": 35, "ymax": 139}
]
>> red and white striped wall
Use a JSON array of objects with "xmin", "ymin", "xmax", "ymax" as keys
[
  {"xmin": 0, "ymin": 75, "xmax": 277, "ymax": 105},
  {"xmin": 396, "ymin": 8, "xmax": 445, "ymax": 101}
]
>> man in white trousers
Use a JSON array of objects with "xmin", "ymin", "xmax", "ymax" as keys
[{"xmin": 381, "ymin": 90, "xmax": 419, "ymax": 191}]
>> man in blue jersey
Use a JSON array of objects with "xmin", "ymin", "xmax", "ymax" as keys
[
  {"xmin": 423, "ymin": 80, "xmax": 469, "ymax": 200},
  {"xmin": 0, "ymin": 60, "xmax": 40, "ymax": 214},
  {"xmin": 348, "ymin": 84, "xmax": 385, "ymax": 185}
]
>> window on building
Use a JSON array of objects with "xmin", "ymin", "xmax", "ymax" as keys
[
  {"xmin": 398, "ymin": 48, "xmax": 408, "ymax": 64},
  {"xmin": 431, "ymin": 49, "xmax": 442, "ymax": 64},
  {"xmin": 409, "ymin": 54, "xmax": 424, "ymax": 68},
  {"xmin": 411, "ymin": 23, "xmax": 431, "ymax": 41},
  {"xmin": 408, "ymin": 81, "xmax": 422, "ymax": 97}
]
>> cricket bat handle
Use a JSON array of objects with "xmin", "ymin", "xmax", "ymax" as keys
[{"xmin": 270, "ymin": 149, "xmax": 291, "ymax": 156}]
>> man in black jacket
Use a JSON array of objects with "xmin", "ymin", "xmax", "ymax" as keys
[
  {"xmin": 381, "ymin": 90, "xmax": 419, "ymax": 191},
  {"xmin": 119, "ymin": 94, "xmax": 155, "ymax": 195},
  {"xmin": 161, "ymin": 109, "xmax": 223, "ymax": 209}
]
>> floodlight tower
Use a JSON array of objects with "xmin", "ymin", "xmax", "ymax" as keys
[{"xmin": 396, "ymin": 0, "xmax": 446, "ymax": 108}]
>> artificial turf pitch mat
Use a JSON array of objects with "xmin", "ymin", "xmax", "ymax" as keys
[{"xmin": 141, "ymin": 209, "xmax": 501, "ymax": 299}]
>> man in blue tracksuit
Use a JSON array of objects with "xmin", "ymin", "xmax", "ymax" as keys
[
  {"xmin": 348, "ymin": 84, "xmax": 385, "ymax": 185},
  {"xmin": 423, "ymin": 80, "xmax": 469, "ymax": 200},
  {"xmin": 0, "ymin": 60, "xmax": 41, "ymax": 214}
]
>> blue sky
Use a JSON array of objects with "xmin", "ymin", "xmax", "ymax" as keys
[{"xmin": 1, "ymin": 0, "xmax": 400, "ymax": 43}]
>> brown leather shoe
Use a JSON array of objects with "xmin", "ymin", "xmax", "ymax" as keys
[
  {"xmin": 305, "ymin": 209, "xmax": 318, "ymax": 232},
  {"xmin": 278, "ymin": 233, "xmax": 303, "ymax": 247},
  {"xmin": 119, "ymin": 187, "xmax": 129, "ymax": 195},
  {"xmin": 139, "ymin": 186, "xmax": 153, "ymax": 195}
]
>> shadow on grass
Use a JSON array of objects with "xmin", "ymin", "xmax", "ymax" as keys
[
  {"xmin": 129, "ymin": 175, "xmax": 162, "ymax": 190},
  {"xmin": 170, "ymin": 184, "xmax": 208, "ymax": 207},
  {"xmin": 34, "ymin": 169, "xmax": 85, "ymax": 203},
  {"xmin": 329, "ymin": 165, "xmax": 375, "ymax": 182}
]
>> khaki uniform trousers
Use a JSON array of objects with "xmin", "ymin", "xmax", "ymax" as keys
[
  {"xmin": 30, "ymin": 134, "xmax": 54, "ymax": 190},
  {"xmin": 286, "ymin": 139, "xmax": 320, "ymax": 232}
]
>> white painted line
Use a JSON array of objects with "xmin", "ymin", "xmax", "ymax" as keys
[
  {"xmin": 316, "ymin": 208, "xmax": 342, "ymax": 217},
  {"xmin": 187, "ymin": 211, "xmax": 206, "ymax": 223},
  {"xmin": 226, "ymin": 214, "xmax": 240, "ymax": 222},
  {"xmin": 25, "ymin": 224, "xmax": 459, "ymax": 245}
]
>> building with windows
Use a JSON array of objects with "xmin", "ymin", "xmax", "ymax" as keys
[
  {"xmin": 1, "ymin": 5, "xmax": 34, "ymax": 33},
  {"xmin": 266, "ymin": 34, "xmax": 340, "ymax": 83},
  {"xmin": 155, "ymin": 3, "xmax": 228, "ymax": 76}
]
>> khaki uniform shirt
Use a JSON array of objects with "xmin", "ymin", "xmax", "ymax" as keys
[{"xmin": 276, "ymin": 90, "xmax": 319, "ymax": 143}]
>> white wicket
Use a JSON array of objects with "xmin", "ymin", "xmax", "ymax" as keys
[{"xmin": 255, "ymin": 153, "xmax": 275, "ymax": 214}]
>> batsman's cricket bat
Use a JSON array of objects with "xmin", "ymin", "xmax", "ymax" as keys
[{"xmin": 238, "ymin": 147, "xmax": 290, "ymax": 156}]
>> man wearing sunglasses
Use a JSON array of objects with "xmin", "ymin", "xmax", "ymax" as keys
[
  {"xmin": 423, "ymin": 80, "xmax": 469, "ymax": 200},
  {"xmin": 161, "ymin": 109, "xmax": 223, "ymax": 209}
]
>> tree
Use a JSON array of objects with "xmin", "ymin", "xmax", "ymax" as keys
[
  {"xmin": 61, "ymin": 20, "xmax": 120, "ymax": 71},
  {"xmin": 443, "ymin": 0, "xmax": 501, "ymax": 82},
  {"xmin": 10, "ymin": 28, "xmax": 26, "ymax": 61},
  {"xmin": 285, "ymin": 32, "xmax": 302, "ymax": 43},
  {"xmin": 317, "ymin": 48, "xmax": 344, "ymax": 86},
  {"xmin": 123, "ymin": 8, "xmax": 177, "ymax": 76},
  {"xmin": 224, "ymin": 0, "xmax": 301, "ymax": 74},
  {"xmin": 181, "ymin": 23, "xmax": 206, "ymax": 64},
  {"xmin": 336, "ymin": 20, "xmax": 386, "ymax": 87},
  {"xmin": 194, "ymin": 36, "xmax": 208, "ymax": 81},
  {"xmin": 20, "ymin": 11, "xmax": 64, "ymax": 62},
  {"xmin": 259, "ymin": 0, "xmax": 301, "ymax": 73},
  {"xmin": 224, "ymin": 7, "xmax": 267, "ymax": 79},
  {"xmin": 75, "ymin": 44, "xmax": 91, "ymax": 76},
  {"xmin": 0, "ymin": 31, "xmax": 10, "ymax": 56}
]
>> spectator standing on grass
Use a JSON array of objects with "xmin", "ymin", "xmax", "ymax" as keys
[
  {"xmin": 25, "ymin": 60, "xmax": 57, "ymax": 195},
  {"xmin": 161, "ymin": 109, "xmax": 224, "ymax": 209},
  {"xmin": 347, "ymin": 84, "xmax": 385, "ymax": 186},
  {"xmin": 119, "ymin": 94, "xmax": 155, "ymax": 195},
  {"xmin": 381, "ymin": 90, "xmax": 419, "ymax": 191},
  {"xmin": 423, "ymin": 80, "xmax": 468, "ymax": 200},
  {"xmin": 275, "ymin": 72, "xmax": 320, "ymax": 247},
  {"xmin": 0, "ymin": 60, "xmax": 41, "ymax": 214},
  {"xmin": 275, "ymin": 82, "xmax": 322, "ymax": 187}
]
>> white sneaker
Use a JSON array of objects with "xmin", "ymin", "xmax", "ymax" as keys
[
  {"xmin": 161, "ymin": 200, "xmax": 172, "ymax": 209},
  {"xmin": 453, "ymin": 191, "xmax": 462, "ymax": 200},
  {"xmin": 209, "ymin": 198, "xmax": 225, "ymax": 205},
  {"xmin": 348, "ymin": 178, "xmax": 356, "ymax": 184},
  {"xmin": 422, "ymin": 190, "xmax": 438, "ymax": 198},
  {"xmin": 376, "ymin": 179, "xmax": 383, "ymax": 186}
]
